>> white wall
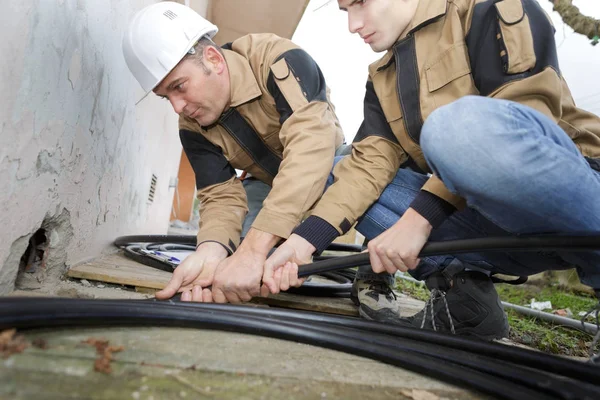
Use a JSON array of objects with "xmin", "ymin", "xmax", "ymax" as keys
[{"xmin": 0, "ymin": 0, "xmax": 207, "ymax": 294}]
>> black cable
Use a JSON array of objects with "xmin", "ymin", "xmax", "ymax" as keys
[
  {"xmin": 147, "ymin": 303, "xmax": 599, "ymax": 399},
  {"xmin": 2, "ymin": 298, "xmax": 592, "ymax": 400},
  {"xmin": 286, "ymin": 283, "xmax": 351, "ymax": 297},
  {"xmin": 298, "ymin": 234, "xmax": 600, "ymax": 277},
  {"xmin": 161, "ymin": 302, "xmax": 600, "ymax": 385},
  {"xmin": 122, "ymin": 244, "xmax": 175, "ymax": 272},
  {"xmin": 121, "ymin": 243, "xmax": 355, "ymax": 297},
  {"xmin": 114, "ymin": 235, "xmax": 197, "ymax": 247},
  {"xmin": 114, "ymin": 235, "xmax": 364, "ymax": 253}
]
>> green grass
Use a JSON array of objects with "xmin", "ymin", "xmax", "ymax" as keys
[
  {"xmin": 496, "ymin": 283, "xmax": 598, "ymax": 357},
  {"xmin": 395, "ymin": 277, "xmax": 430, "ymax": 302},
  {"xmin": 396, "ymin": 274, "xmax": 599, "ymax": 357}
]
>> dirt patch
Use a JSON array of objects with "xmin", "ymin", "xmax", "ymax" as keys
[
  {"xmin": 82, "ymin": 337, "xmax": 125, "ymax": 374},
  {"xmin": 0, "ymin": 328, "xmax": 29, "ymax": 358}
]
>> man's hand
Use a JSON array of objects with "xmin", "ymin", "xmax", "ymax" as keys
[
  {"xmin": 210, "ymin": 228, "xmax": 280, "ymax": 303},
  {"xmin": 368, "ymin": 207, "xmax": 432, "ymax": 274},
  {"xmin": 263, "ymin": 233, "xmax": 314, "ymax": 294},
  {"xmin": 155, "ymin": 242, "xmax": 228, "ymax": 301}
]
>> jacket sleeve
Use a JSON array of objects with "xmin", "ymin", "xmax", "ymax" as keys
[
  {"xmin": 293, "ymin": 79, "xmax": 407, "ymax": 253},
  {"xmin": 249, "ymin": 48, "xmax": 343, "ymax": 239},
  {"xmin": 416, "ymin": 0, "xmax": 563, "ymax": 225},
  {"xmin": 179, "ymin": 128, "xmax": 247, "ymax": 254}
]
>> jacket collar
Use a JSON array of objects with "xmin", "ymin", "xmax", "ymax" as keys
[
  {"xmin": 374, "ymin": 0, "xmax": 449, "ymax": 72},
  {"xmin": 408, "ymin": 0, "xmax": 448, "ymax": 35},
  {"xmin": 223, "ymin": 49, "xmax": 262, "ymax": 108}
]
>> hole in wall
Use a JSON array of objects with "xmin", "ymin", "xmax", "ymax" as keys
[{"xmin": 18, "ymin": 228, "xmax": 48, "ymax": 274}]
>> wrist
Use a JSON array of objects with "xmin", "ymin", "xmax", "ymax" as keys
[
  {"xmin": 288, "ymin": 234, "xmax": 316, "ymax": 259},
  {"xmin": 239, "ymin": 228, "xmax": 280, "ymax": 256},
  {"xmin": 196, "ymin": 241, "xmax": 229, "ymax": 259},
  {"xmin": 402, "ymin": 208, "xmax": 433, "ymax": 234}
]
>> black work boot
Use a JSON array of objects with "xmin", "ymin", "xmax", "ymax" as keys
[{"xmin": 405, "ymin": 269, "xmax": 509, "ymax": 340}]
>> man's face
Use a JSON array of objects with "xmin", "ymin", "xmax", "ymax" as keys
[
  {"xmin": 338, "ymin": 0, "xmax": 418, "ymax": 53},
  {"xmin": 153, "ymin": 47, "xmax": 230, "ymax": 126}
]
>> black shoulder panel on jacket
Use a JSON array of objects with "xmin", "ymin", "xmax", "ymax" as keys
[
  {"xmin": 466, "ymin": 0, "xmax": 559, "ymax": 96},
  {"xmin": 179, "ymin": 129, "xmax": 235, "ymax": 189},
  {"xmin": 266, "ymin": 48, "xmax": 328, "ymax": 124},
  {"xmin": 353, "ymin": 80, "xmax": 400, "ymax": 145}
]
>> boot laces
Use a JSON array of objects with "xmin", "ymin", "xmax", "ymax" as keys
[
  {"xmin": 581, "ymin": 301, "xmax": 600, "ymax": 364},
  {"xmin": 366, "ymin": 281, "xmax": 397, "ymax": 302},
  {"xmin": 421, "ymin": 288, "xmax": 456, "ymax": 335}
]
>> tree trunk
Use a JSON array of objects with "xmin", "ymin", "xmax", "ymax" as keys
[{"xmin": 549, "ymin": 0, "xmax": 600, "ymax": 41}]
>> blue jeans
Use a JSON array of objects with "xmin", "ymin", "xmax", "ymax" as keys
[
  {"xmin": 242, "ymin": 144, "xmax": 353, "ymax": 238},
  {"xmin": 350, "ymin": 96, "xmax": 600, "ymax": 289}
]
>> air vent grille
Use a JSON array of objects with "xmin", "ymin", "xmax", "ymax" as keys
[
  {"xmin": 148, "ymin": 174, "xmax": 158, "ymax": 203},
  {"xmin": 163, "ymin": 10, "xmax": 177, "ymax": 20}
]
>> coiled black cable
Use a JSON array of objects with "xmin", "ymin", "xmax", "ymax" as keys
[{"xmin": 2, "ymin": 298, "xmax": 599, "ymax": 399}]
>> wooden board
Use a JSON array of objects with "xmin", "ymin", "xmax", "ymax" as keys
[
  {"xmin": 67, "ymin": 252, "xmax": 172, "ymax": 289},
  {"xmin": 66, "ymin": 252, "xmax": 425, "ymax": 317},
  {"xmin": 252, "ymin": 293, "xmax": 359, "ymax": 316}
]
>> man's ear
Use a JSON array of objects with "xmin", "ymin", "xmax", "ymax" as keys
[{"xmin": 204, "ymin": 46, "xmax": 226, "ymax": 73}]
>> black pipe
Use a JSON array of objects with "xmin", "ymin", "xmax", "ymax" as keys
[
  {"xmin": 114, "ymin": 235, "xmax": 363, "ymax": 253},
  {"xmin": 153, "ymin": 301, "xmax": 600, "ymax": 384},
  {"xmin": 298, "ymin": 235, "xmax": 600, "ymax": 277},
  {"xmin": 2, "ymin": 298, "xmax": 595, "ymax": 400}
]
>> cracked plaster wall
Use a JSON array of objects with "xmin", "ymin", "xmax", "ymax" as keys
[{"xmin": 0, "ymin": 0, "xmax": 208, "ymax": 294}]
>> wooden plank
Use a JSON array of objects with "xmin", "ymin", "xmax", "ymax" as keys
[
  {"xmin": 66, "ymin": 253, "xmax": 425, "ymax": 317},
  {"xmin": 67, "ymin": 253, "xmax": 171, "ymax": 289},
  {"xmin": 252, "ymin": 292, "xmax": 359, "ymax": 316}
]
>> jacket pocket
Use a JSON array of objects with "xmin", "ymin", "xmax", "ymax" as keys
[
  {"xmin": 495, "ymin": 0, "xmax": 536, "ymax": 74},
  {"xmin": 380, "ymin": 95, "xmax": 403, "ymax": 123},
  {"xmin": 425, "ymin": 43, "xmax": 471, "ymax": 92}
]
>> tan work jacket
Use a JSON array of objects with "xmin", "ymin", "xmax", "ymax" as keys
[
  {"xmin": 179, "ymin": 34, "xmax": 344, "ymax": 253},
  {"xmin": 297, "ymin": 0, "xmax": 600, "ymax": 252}
]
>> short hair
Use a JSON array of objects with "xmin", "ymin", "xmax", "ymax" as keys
[{"xmin": 183, "ymin": 36, "xmax": 223, "ymax": 73}]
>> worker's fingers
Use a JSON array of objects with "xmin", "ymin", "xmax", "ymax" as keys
[
  {"xmin": 287, "ymin": 263, "xmax": 304, "ymax": 288},
  {"xmin": 262, "ymin": 259, "xmax": 278, "ymax": 294},
  {"xmin": 191, "ymin": 285, "xmax": 204, "ymax": 302},
  {"xmin": 224, "ymin": 291, "xmax": 242, "ymax": 304},
  {"xmin": 270, "ymin": 267, "xmax": 284, "ymax": 294},
  {"xmin": 260, "ymin": 283, "xmax": 270, "ymax": 298},
  {"xmin": 263, "ymin": 246, "xmax": 294, "ymax": 293},
  {"xmin": 155, "ymin": 270, "xmax": 185, "ymax": 300},
  {"xmin": 379, "ymin": 250, "xmax": 398, "ymax": 274},
  {"xmin": 389, "ymin": 252, "xmax": 409, "ymax": 273},
  {"xmin": 181, "ymin": 289, "xmax": 192, "ymax": 302},
  {"xmin": 212, "ymin": 288, "xmax": 228, "ymax": 304},
  {"xmin": 202, "ymin": 288, "xmax": 213, "ymax": 303},
  {"xmin": 238, "ymin": 290, "xmax": 253, "ymax": 303},
  {"xmin": 279, "ymin": 262, "xmax": 291, "ymax": 291},
  {"xmin": 368, "ymin": 247, "xmax": 385, "ymax": 274}
]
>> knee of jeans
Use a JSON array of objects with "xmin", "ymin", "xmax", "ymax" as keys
[{"xmin": 421, "ymin": 96, "xmax": 490, "ymax": 164}]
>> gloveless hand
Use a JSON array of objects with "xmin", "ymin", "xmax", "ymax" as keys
[
  {"xmin": 155, "ymin": 242, "xmax": 228, "ymax": 301},
  {"xmin": 367, "ymin": 207, "xmax": 432, "ymax": 274}
]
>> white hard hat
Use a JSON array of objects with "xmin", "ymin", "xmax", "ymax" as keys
[{"xmin": 123, "ymin": 1, "xmax": 218, "ymax": 103}]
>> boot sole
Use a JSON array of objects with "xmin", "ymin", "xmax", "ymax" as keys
[{"xmin": 359, "ymin": 306, "xmax": 413, "ymax": 327}]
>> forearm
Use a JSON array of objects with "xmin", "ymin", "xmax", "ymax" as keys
[{"xmin": 238, "ymin": 227, "xmax": 280, "ymax": 257}]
